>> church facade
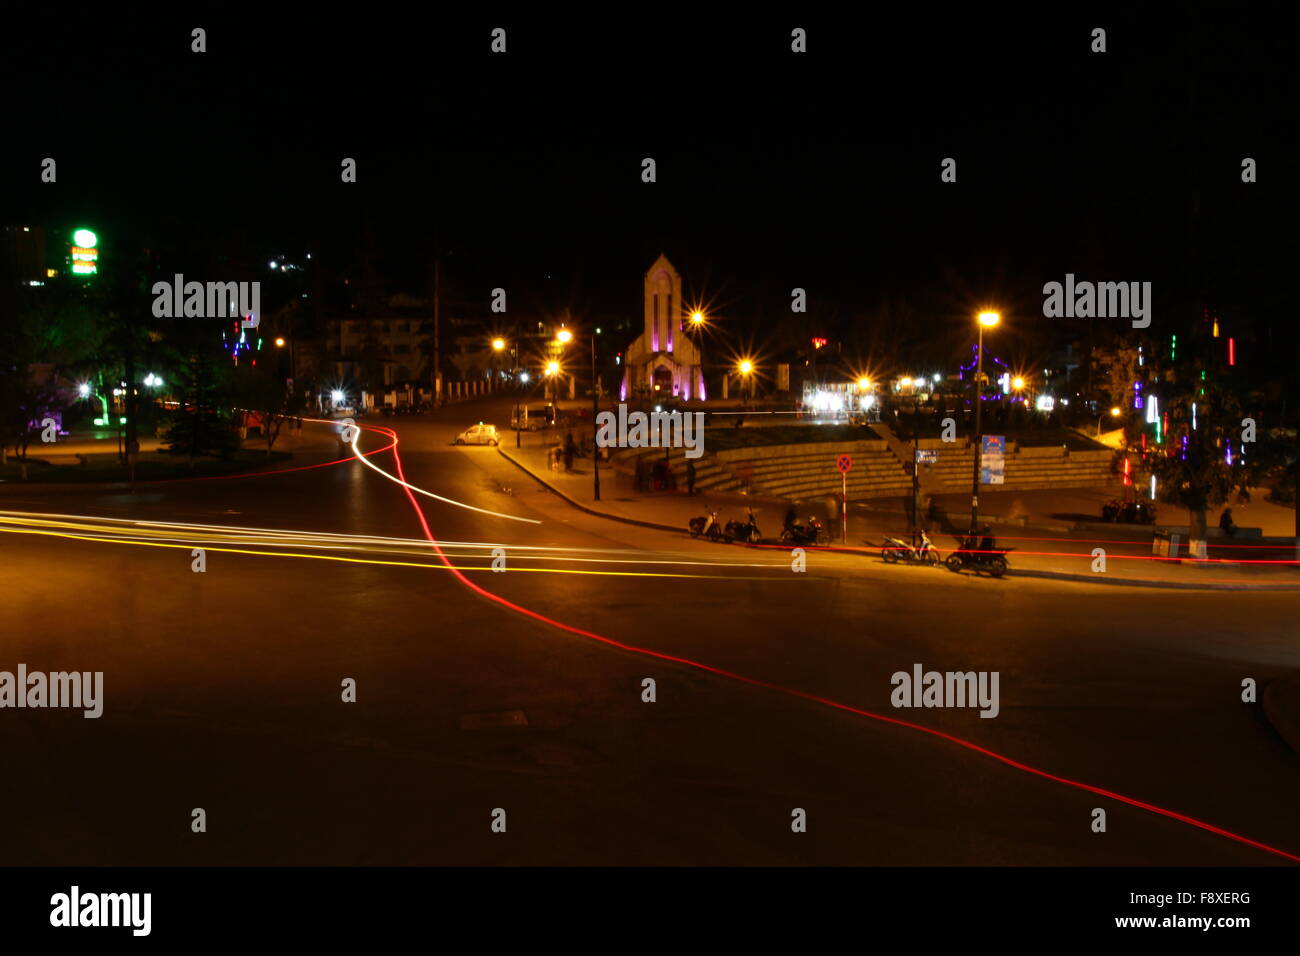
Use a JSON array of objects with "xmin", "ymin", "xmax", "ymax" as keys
[{"xmin": 620, "ymin": 254, "xmax": 705, "ymax": 402}]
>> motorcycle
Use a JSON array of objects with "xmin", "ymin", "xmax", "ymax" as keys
[
  {"xmin": 881, "ymin": 531, "xmax": 940, "ymax": 565},
  {"xmin": 724, "ymin": 509, "xmax": 762, "ymax": 544},
  {"xmin": 780, "ymin": 517, "xmax": 824, "ymax": 546},
  {"xmin": 688, "ymin": 509, "xmax": 729, "ymax": 542},
  {"xmin": 944, "ymin": 535, "xmax": 1012, "ymax": 578}
]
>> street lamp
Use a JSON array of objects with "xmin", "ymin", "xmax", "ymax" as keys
[
  {"xmin": 492, "ymin": 336, "xmax": 523, "ymax": 446},
  {"xmin": 556, "ymin": 328, "xmax": 573, "ymax": 345},
  {"xmin": 969, "ymin": 311, "xmax": 1001, "ymax": 533},
  {"xmin": 1098, "ymin": 405, "xmax": 1122, "ymax": 435}
]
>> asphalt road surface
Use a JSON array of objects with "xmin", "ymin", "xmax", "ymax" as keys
[{"xmin": 2, "ymin": 396, "xmax": 1298, "ymax": 866}]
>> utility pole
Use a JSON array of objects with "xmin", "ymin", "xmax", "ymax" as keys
[
  {"xmin": 122, "ymin": 319, "xmax": 138, "ymax": 484},
  {"xmin": 912, "ymin": 434, "xmax": 921, "ymax": 538},
  {"xmin": 432, "ymin": 247, "xmax": 441, "ymax": 409},
  {"xmin": 514, "ymin": 341, "xmax": 521, "ymax": 449},
  {"xmin": 969, "ymin": 325, "xmax": 986, "ymax": 534},
  {"xmin": 591, "ymin": 332, "xmax": 601, "ymax": 501}
]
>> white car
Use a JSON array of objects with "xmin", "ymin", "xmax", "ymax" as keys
[{"xmin": 454, "ymin": 423, "xmax": 500, "ymax": 446}]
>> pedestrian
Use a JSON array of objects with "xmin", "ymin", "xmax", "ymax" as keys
[
  {"xmin": 1219, "ymin": 507, "xmax": 1237, "ymax": 538},
  {"xmin": 564, "ymin": 432, "xmax": 576, "ymax": 472},
  {"xmin": 686, "ymin": 459, "xmax": 696, "ymax": 496}
]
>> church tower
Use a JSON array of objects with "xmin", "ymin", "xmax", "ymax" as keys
[{"xmin": 621, "ymin": 254, "xmax": 704, "ymax": 401}]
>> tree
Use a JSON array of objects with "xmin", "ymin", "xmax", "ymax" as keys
[
  {"xmin": 0, "ymin": 312, "xmax": 66, "ymax": 472},
  {"xmin": 231, "ymin": 363, "xmax": 308, "ymax": 455},
  {"xmin": 1120, "ymin": 365, "xmax": 1261, "ymax": 551},
  {"xmin": 1088, "ymin": 340, "xmax": 1144, "ymax": 414},
  {"xmin": 165, "ymin": 350, "xmax": 236, "ymax": 463}
]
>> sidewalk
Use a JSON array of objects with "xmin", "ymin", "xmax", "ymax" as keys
[
  {"xmin": 499, "ymin": 441, "xmax": 1300, "ymax": 591},
  {"xmin": 498, "ymin": 442, "xmax": 764, "ymax": 534}
]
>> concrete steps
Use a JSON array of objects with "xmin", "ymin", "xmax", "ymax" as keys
[
  {"xmin": 609, "ymin": 442, "xmax": 1114, "ymax": 501},
  {"xmin": 918, "ymin": 448, "xmax": 1112, "ymax": 491}
]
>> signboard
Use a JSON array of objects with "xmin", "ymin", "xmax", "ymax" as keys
[
  {"xmin": 69, "ymin": 228, "xmax": 98, "ymax": 276},
  {"xmin": 915, "ymin": 449, "xmax": 939, "ymax": 464},
  {"xmin": 980, "ymin": 435, "xmax": 1005, "ymax": 485},
  {"xmin": 836, "ymin": 454, "xmax": 853, "ymax": 473}
]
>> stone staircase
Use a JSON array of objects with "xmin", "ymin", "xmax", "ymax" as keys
[
  {"xmin": 612, "ymin": 438, "xmax": 1114, "ymax": 499},
  {"xmin": 912, "ymin": 440, "xmax": 1114, "ymax": 491},
  {"xmin": 613, "ymin": 439, "xmax": 912, "ymax": 500}
]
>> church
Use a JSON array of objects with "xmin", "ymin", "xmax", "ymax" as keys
[{"xmin": 620, "ymin": 254, "xmax": 705, "ymax": 402}]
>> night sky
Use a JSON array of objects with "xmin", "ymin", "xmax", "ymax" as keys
[{"xmin": 3, "ymin": 7, "xmax": 1294, "ymax": 367}]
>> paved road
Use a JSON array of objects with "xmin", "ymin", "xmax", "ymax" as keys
[{"xmin": 2, "ymin": 397, "xmax": 1297, "ymax": 865}]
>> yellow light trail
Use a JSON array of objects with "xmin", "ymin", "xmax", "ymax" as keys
[
  {"xmin": 0, "ymin": 511, "xmax": 791, "ymax": 571},
  {"xmin": 0, "ymin": 524, "xmax": 796, "ymax": 581}
]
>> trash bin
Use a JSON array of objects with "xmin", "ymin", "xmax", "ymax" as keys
[{"xmin": 1152, "ymin": 530, "xmax": 1180, "ymax": 559}]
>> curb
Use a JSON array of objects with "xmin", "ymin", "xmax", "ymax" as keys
[
  {"xmin": 497, "ymin": 447, "xmax": 682, "ymax": 535},
  {"xmin": 1009, "ymin": 567, "xmax": 1300, "ymax": 591},
  {"xmin": 500, "ymin": 448, "xmax": 1300, "ymax": 591},
  {"xmin": 1262, "ymin": 677, "xmax": 1300, "ymax": 758}
]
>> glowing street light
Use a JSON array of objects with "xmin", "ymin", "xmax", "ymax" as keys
[
  {"xmin": 978, "ymin": 311, "xmax": 1001, "ymax": 328},
  {"xmin": 1012, "ymin": 376, "xmax": 1025, "ymax": 391},
  {"xmin": 556, "ymin": 329, "xmax": 573, "ymax": 345},
  {"xmin": 492, "ymin": 337, "xmax": 506, "ymax": 351},
  {"xmin": 737, "ymin": 359, "xmax": 755, "ymax": 402},
  {"xmin": 856, "ymin": 376, "xmax": 871, "ymax": 390},
  {"xmin": 1110, "ymin": 406, "xmax": 1122, "ymax": 417},
  {"xmin": 274, "ymin": 337, "xmax": 286, "ymax": 347},
  {"xmin": 690, "ymin": 311, "xmax": 705, "ymax": 327},
  {"xmin": 545, "ymin": 361, "xmax": 560, "ymax": 376}
]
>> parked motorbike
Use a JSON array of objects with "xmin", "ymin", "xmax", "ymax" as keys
[
  {"xmin": 724, "ymin": 509, "xmax": 762, "ymax": 544},
  {"xmin": 944, "ymin": 535, "xmax": 1012, "ymax": 578},
  {"xmin": 881, "ymin": 531, "xmax": 940, "ymax": 565},
  {"xmin": 688, "ymin": 509, "xmax": 729, "ymax": 542},
  {"xmin": 780, "ymin": 517, "xmax": 824, "ymax": 546},
  {"xmin": 1101, "ymin": 498, "xmax": 1157, "ymax": 524}
]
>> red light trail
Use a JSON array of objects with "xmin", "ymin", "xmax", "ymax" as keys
[{"xmin": 357, "ymin": 422, "xmax": 1300, "ymax": 866}]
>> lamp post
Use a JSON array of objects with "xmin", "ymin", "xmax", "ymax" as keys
[
  {"xmin": 590, "ymin": 331, "xmax": 601, "ymax": 502},
  {"xmin": 738, "ymin": 359, "xmax": 754, "ymax": 406},
  {"xmin": 1098, "ymin": 405, "xmax": 1121, "ymax": 436},
  {"xmin": 494, "ymin": 337, "xmax": 523, "ymax": 447},
  {"xmin": 969, "ymin": 311, "xmax": 1000, "ymax": 533}
]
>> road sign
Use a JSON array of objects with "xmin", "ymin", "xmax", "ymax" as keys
[{"xmin": 836, "ymin": 454, "xmax": 853, "ymax": 473}]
